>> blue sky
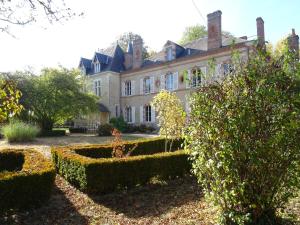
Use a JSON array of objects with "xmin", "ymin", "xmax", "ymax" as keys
[{"xmin": 0, "ymin": 0, "xmax": 299, "ymax": 72}]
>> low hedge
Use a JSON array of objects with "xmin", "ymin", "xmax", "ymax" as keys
[
  {"xmin": 39, "ymin": 129, "xmax": 66, "ymax": 137},
  {"xmin": 51, "ymin": 138, "xmax": 189, "ymax": 193},
  {"xmin": 0, "ymin": 149, "xmax": 56, "ymax": 211},
  {"xmin": 73, "ymin": 138, "xmax": 184, "ymax": 158}
]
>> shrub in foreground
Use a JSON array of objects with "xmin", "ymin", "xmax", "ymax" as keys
[
  {"xmin": 186, "ymin": 50, "xmax": 300, "ymax": 224},
  {"xmin": 1, "ymin": 120, "xmax": 40, "ymax": 142},
  {"xmin": 97, "ymin": 124, "xmax": 113, "ymax": 136},
  {"xmin": 0, "ymin": 149, "xmax": 55, "ymax": 211},
  {"xmin": 52, "ymin": 138, "xmax": 188, "ymax": 193}
]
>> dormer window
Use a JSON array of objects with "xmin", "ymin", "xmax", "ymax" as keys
[
  {"xmin": 166, "ymin": 46, "xmax": 173, "ymax": 61},
  {"xmin": 94, "ymin": 62, "xmax": 101, "ymax": 73},
  {"xmin": 80, "ymin": 66, "xmax": 86, "ymax": 75}
]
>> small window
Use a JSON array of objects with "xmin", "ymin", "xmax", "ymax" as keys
[
  {"xmin": 125, "ymin": 106, "xmax": 132, "ymax": 123},
  {"xmin": 125, "ymin": 80, "xmax": 132, "ymax": 96},
  {"xmin": 167, "ymin": 47, "xmax": 173, "ymax": 61},
  {"xmin": 165, "ymin": 73, "xmax": 174, "ymax": 91},
  {"xmin": 94, "ymin": 80, "xmax": 101, "ymax": 96},
  {"xmin": 145, "ymin": 105, "xmax": 152, "ymax": 122},
  {"xmin": 94, "ymin": 62, "xmax": 101, "ymax": 73},
  {"xmin": 144, "ymin": 77, "xmax": 151, "ymax": 94},
  {"xmin": 191, "ymin": 68, "xmax": 201, "ymax": 87},
  {"xmin": 223, "ymin": 63, "xmax": 234, "ymax": 75}
]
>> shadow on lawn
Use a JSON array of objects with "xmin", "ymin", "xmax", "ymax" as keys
[
  {"xmin": 0, "ymin": 184, "xmax": 88, "ymax": 225},
  {"xmin": 89, "ymin": 175, "xmax": 202, "ymax": 219}
]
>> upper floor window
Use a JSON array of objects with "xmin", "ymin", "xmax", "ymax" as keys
[
  {"xmin": 94, "ymin": 80, "xmax": 101, "ymax": 96},
  {"xmin": 191, "ymin": 68, "xmax": 202, "ymax": 87},
  {"xmin": 165, "ymin": 73, "xmax": 174, "ymax": 91},
  {"xmin": 125, "ymin": 80, "xmax": 132, "ymax": 96},
  {"xmin": 223, "ymin": 63, "xmax": 234, "ymax": 75},
  {"xmin": 144, "ymin": 77, "xmax": 151, "ymax": 94},
  {"xmin": 144, "ymin": 105, "xmax": 151, "ymax": 122},
  {"xmin": 166, "ymin": 47, "xmax": 173, "ymax": 61},
  {"xmin": 125, "ymin": 106, "xmax": 132, "ymax": 123},
  {"xmin": 94, "ymin": 62, "xmax": 101, "ymax": 73}
]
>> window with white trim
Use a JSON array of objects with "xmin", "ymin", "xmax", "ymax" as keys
[
  {"xmin": 94, "ymin": 62, "xmax": 101, "ymax": 73},
  {"xmin": 94, "ymin": 80, "xmax": 101, "ymax": 96},
  {"xmin": 223, "ymin": 63, "xmax": 234, "ymax": 75},
  {"xmin": 144, "ymin": 77, "xmax": 151, "ymax": 94},
  {"xmin": 145, "ymin": 105, "xmax": 151, "ymax": 122},
  {"xmin": 191, "ymin": 68, "xmax": 202, "ymax": 87},
  {"xmin": 125, "ymin": 106, "xmax": 132, "ymax": 123},
  {"xmin": 165, "ymin": 73, "xmax": 174, "ymax": 91},
  {"xmin": 166, "ymin": 47, "xmax": 173, "ymax": 61},
  {"xmin": 125, "ymin": 80, "xmax": 132, "ymax": 96}
]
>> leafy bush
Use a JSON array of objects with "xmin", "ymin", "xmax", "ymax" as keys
[
  {"xmin": 186, "ymin": 50, "xmax": 300, "ymax": 224},
  {"xmin": 52, "ymin": 145, "xmax": 189, "ymax": 193},
  {"xmin": 0, "ymin": 149, "xmax": 55, "ymax": 211},
  {"xmin": 1, "ymin": 120, "xmax": 40, "ymax": 143},
  {"xmin": 109, "ymin": 117, "xmax": 128, "ymax": 132},
  {"xmin": 124, "ymin": 124, "xmax": 156, "ymax": 133},
  {"xmin": 69, "ymin": 127, "xmax": 87, "ymax": 133},
  {"xmin": 97, "ymin": 124, "xmax": 113, "ymax": 136}
]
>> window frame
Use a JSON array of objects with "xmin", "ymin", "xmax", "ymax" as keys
[
  {"xmin": 166, "ymin": 46, "xmax": 173, "ymax": 61},
  {"xmin": 125, "ymin": 106, "xmax": 132, "ymax": 123},
  {"xmin": 191, "ymin": 67, "xmax": 202, "ymax": 88},
  {"xmin": 125, "ymin": 80, "xmax": 132, "ymax": 96},
  {"xmin": 94, "ymin": 80, "xmax": 101, "ymax": 97},
  {"xmin": 144, "ymin": 77, "xmax": 151, "ymax": 94},
  {"xmin": 145, "ymin": 105, "xmax": 152, "ymax": 122},
  {"xmin": 165, "ymin": 73, "xmax": 174, "ymax": 91}
]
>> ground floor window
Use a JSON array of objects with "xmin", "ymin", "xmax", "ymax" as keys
[
  {"xmin": 145, "ymin": 105, "xmax": 151, "ymax": 122},
  {"xmin": 125, "ymin": 106, "xmax": 132, "ymax": 123}
]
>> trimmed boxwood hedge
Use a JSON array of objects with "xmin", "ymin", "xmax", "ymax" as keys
[
  {"xmin": 0, "ymin": 149, "xmax": 56, "ymax": 211},
  {"xmin": 51, "ymin": 138, "xmax": 190, "ymax": 193}
]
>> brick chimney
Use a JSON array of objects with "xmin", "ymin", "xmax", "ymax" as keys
[
  {"xmin": 132, "ymin": 37, "xmax": 143, "ymax": 69},
  {"xmin": 288, "ymin": 29, "xmax": 299, "ymax": 60},
  {"xmin": 207, "ymin": 10, "xmax": 222, "ymax": 50},
  {"xmin": 256, "ymin": 17, "xmax": 265, "ymax": 47},
  {"xmin": 124, "ymin": 41, "xmax": 133, "ymax": 70}
]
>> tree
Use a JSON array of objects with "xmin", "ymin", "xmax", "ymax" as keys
[
  {"xmin": 0, "ymin": 78, "xmax": 23, "ymax": 123},
  {"xmin": 186, "ymin": 46, "xmax": 300, "ymax": 224},
  {"xmin": 0, "ymin": 0, "xmax": 79, "ymax": 34},
  {"xmin": 14, "ymin": 67, "xmax": 98, "ymax": 132},
  {"xmin": 151, "ymin": 90, "xmax": 186, "ymax": 151},
  {"xmin": 112, "ymin": 32, "xmax": 155, "ymax": 59},
  {"xmin": 179, "ymin": 24, "xmax": 233, "ymax": 45}
]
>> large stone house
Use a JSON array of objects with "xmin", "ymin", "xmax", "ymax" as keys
[{"xmin": 77, "ymin": 10, "xmax": 299, "ymax": 129}]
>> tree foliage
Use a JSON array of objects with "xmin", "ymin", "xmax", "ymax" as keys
[
  {"xmin": 0, "ymin": 0, "xmax": 80, "ymax": 34},
  {"xmin": 0, "ymin": 78, "xmax": 23, "ymax": 123},
  {"xmin": 112, "ymin": 32, "xmax": 155, "ymax": 59},
  {"xmin": 186, "ymin": 46, "xmax": 300, "ymax": 224},
  {"xmin": 179, "ymin": 24, "xmax": 233, "ymax": 45},
  {"xmin": 13, "ymin": 67, "xmax": 98, "ymax": 132},
  {"xmin": 151, "ymin": 90, "xmax": 186, "ymax": 151}
]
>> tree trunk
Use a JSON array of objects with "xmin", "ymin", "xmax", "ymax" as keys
[{"xmin": 39, "ymin": 119, "xmax": 54, "ymax": 133}]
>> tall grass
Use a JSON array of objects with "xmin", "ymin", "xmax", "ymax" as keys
[{"xmin": 1, "ymin": 120, "xmax": 40, "ymax": 143}]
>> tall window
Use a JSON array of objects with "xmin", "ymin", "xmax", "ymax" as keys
[
  {"xmin": 145, "ymin": 105, "xmax": 151, "ymax": 122},
  {"xmin": 115, "ymin": 105, "xmax": 119, "ymax": 117},
  {"xmin": 144, "ymin": 77, "xmax": 151, "ymax": 94},
  {"xmin": 165, "ymin": 73, "xmax": 174, "ymax": 91},
  {"xmin": 125, "ymin": 106, "xmax": 132, "ymax": 123},
  {"xmin": 191, "ymin": 68, "xmax": 201, "ymax": 87},
  {"xmin": 94, "ymin": 62, "xmax": 101, "ymax": 73},
  {"xmin": 223, "ymin": 63, "xmax": 234, "ymax": 75},
  {"xmin": 94, "ymin": 80, "xmax": 101, "ymax": 96},
  {"xmin": 125, "ymin": 80, "xmax": 132, "ymax": 96},
  {"xmin": 167, "ymin": 47, "xmax": 173, "ymax": 61}
]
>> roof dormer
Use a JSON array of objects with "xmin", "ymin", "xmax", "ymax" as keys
[{"xmin": 163, "ymin": 40, "xmax": 185, "ymax": 62}]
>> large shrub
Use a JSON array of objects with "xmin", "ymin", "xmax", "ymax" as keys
[
  {"xmin": 2, "ymin": 120, "xmax": 40, "ymax": 142},
  {"xmin": 186, "ymin": 49, "xmax": 300, "ymax": 224},
  {"xmin": 109, "ymin": 117, "xmax": 128, "ymax": 132},
  {"xmin": 97, "ymin": 124, "xmax": 113, "ymax": 136},
  {"xmin": 0, "ymin": 149, "xmax": 55, "ymax": 211}
]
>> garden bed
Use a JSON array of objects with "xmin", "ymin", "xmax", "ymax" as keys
[
  {"xmin": 0, "ymin": 149, "xmax": 56, "ymax": 211},
  {"xmin": 51, "ymin": 138, "xmax": 190, "ymax": 193}
]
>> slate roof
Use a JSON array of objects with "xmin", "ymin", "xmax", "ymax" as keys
[{"xmin": 79, "ymin": 35, "xmax": 249, "ymax": 75}]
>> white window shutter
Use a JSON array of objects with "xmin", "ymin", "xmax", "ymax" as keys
[
  {"xmin": 140, "ymin": 78, "xmax": 143, "ymax": 94},
  {"xmin": 186, "ymin": 70, "xmax": 191, "ymax": 88},
  {"xmin": 160, "ymin": 74, "xmax": 165, "ymax": 90},
  {"xmin": 121, "ymin": 82, "xmax": 125, "ymax": 96},
  {"xmin": 151, "ymin": 106, "xmax": 155, "ymax": 123},
  {"xmin": 131, "ymin": 80, "xmax": 135, "ymax": 95},
  {"xmin": 132, "ymin": 106, "xmax": 135, "ymax": 123},
  {"xmin": 140, "ymin": 106, "xmax": 143, "ymax": 123},
  {"xmin": 150, "ymin": 76, "xmax": 155, "ymax": 93},
  {"xmin": 173, "ymin": 72, "xmax": 178, "ymax": 90}
]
